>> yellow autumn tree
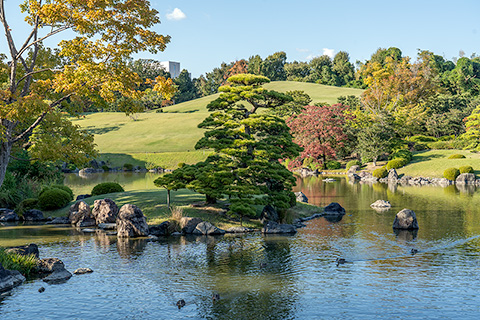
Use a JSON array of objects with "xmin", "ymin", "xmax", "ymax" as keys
[{"xmin": 0, "ymin": 0, "xmax": 173, "ymax": 187}]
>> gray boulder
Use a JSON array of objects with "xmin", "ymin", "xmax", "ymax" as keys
[
  {"xmin": 0, "ymin": 209, "xmax": 19, "ymax": 222},
  {"xmin": 6, "ymin": 243, "xmax": 39, "ymax": 258},
  {"xmin": 149, "ymin": 221, "xmax": 170, "ymax": 236},
  {"xmin": 192, "ymin": 222, "xmax": 226, "ymax": 235},
  {"xmin": 226, "ymin": 226, "xmax": 254, "ymax": 233},
  {"xmin": 73, "ymin": 268, "xmax": 93, "ymax": 275},
  {"xmin": 116, "ymin": 204, "xmax": 149, "ymax": 238},
  {"xmin": 68, "ymin": 201, "xmax": 95, "ymax": 227},
  {"xmin": 324, "ymin": 202, "xmax": 346, "ymax": 216},
  {"xmin": 347, "ymin": 173, "xmax": 361, "ymax": 181},
  {"xmin": 260, "ymin": 204, "xmax": 279, "ymax": 223},
  {"xmin": 22, "ymin": 209, "xmax": 45, "ymax": 221},
  {"xmin": 388, "ymin": 169, "xmax": 398, "ymax": 181},
  {"xmin": 180, "ymin": 217, "xmax": 203, "ymax": 234},
  {"xmin": 37, "ymin": 258, "xmax": 72, "ymax": 283},
  {"xmin": 43, "ymin": 269, "xmax": 73, "ymax": 283},
  {"xmin": 393, "ymin": 209, "xmax": 419, "ymax": 230},
  {"xmin": 0, "ymin": 264, "xmax": 25, "ymax": 293},
  {"xmin": 456, "ymin": 173, "xmax": 476, "ymax": 185},
  {"xmin": 76, "ymin": 194, "xmax": 91, "ymax": 201},
  {"xmin": 295, "ymin": 191, "xmax": 308, "ymax": 203},
  {"xmin": 262, "ymin": 221, "xmax": 297, "ymax": 234},
  {"xmin": 370, "ymin": 200, "xmax": 391, "ymax": 208},
  {"xmin": 92, "ymin": 198, "xmax": 119, "ymax": 224},
  {"xmin": 45, "ymin": 216, "xmax": 70, "ymax": 225},
  {"xmin": 98, "ymin": 223, "xmax": 117, "ymax": 230},
  {"xmin": 347, "ymin": 165, "xmax": 360, "ymax": 174}
]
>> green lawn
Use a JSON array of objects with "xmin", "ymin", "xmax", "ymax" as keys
[{"xmin": 398, "ymin": 149, "xmax": 480, "ymax": 178}]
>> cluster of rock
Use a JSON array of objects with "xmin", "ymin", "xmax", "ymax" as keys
[
  {"xmin": 0, "ymin": 243, "xmax": 93, "ymax": 293},
  {"xmin": 296, "ymin": 167, "xmax": 346, "ymax": 178},
  {"xmin": 0, "ymin": 208, "xmax": 47, "ymax": 223}
]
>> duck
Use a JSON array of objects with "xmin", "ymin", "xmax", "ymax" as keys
[
  {"xmin": 212, "ymin": 293, "xmax": 220, "ymax": 302},
  {"xmin": 336, "ymin": 258, "xmax": 346, "ymax": 266},
  {"xmin": 176, "ymin": 299, "xmax": 186, "ymax": 309},
  {"xmin": 410, "ymin": 248, "xmax": 418, "ymax": 255}
]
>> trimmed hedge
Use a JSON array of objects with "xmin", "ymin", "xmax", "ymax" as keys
[
  {"xmin": 443, "ymin": 167, "xmax": 460, "ymax": 181},
  {"xmin": 390, "ymin": 149, "xmax": 412, "ymax": 162},
  {"xmin": 373, "ymin": 167, "xmax": 388, "ymax": 178},
  {"xmin": 38, "ymin": 188, "xmax": 71, "ymax": 210},
  {"xmin": 386, "ymin": 158, "xmax": 408, "ymax": 170},
  {"xmin": 123, "ymin": 163, "xmax": 133, "ymax": 171},
  {"xmin": 16, "ymin": 198, "xmax": 39, "ymax": 215},
  {"xmin": 448, "ymin": 154, "xmax": 466, "ymax": 159},
  {"xmin": 326, "ymin": 161, "xmax": 341, "ymax": 170},
  {"xmin": 91, "ymin": 182, "xmax": 124, "ymax": 196},
  {"xmin": 346, "ymin": 160, "xmax": 361, "ymax": 170},
  {"xmin": 459, "ymin": 165, "xmax": 474, "ymax": 174}
]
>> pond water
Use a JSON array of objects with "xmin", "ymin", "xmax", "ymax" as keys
[{"xmin": 1, "ymin": 175, "xmax": 480, "ymax": 319}]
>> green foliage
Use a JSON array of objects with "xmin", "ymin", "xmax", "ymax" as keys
[
  {"xmin": 448, "ymin": 154, "xmax": 466, "ymax": 159},
  {"xmin": 346, "ymin": 160, "xmax": 362, "ymax": 170},
  {"xmin": 407, "ymin": 135, "xmax": 438, "ymax": 142},
  {"xmin": 0, "ymin": 249, "xmax": 38, "ymax": 278},
  {"xmin": 178, "ymin": 162, "xmax": 186, "ymax": 168},
  {"xmin": 229, "ymin": 201, "xmax": 258, "ymax": 219},
  {"xmin": 123, "ymin": 163, "xmax": 134, "ymax": 171},
  {"xmin": 0, "ymin": 172, "xmax": 39, "ymax": 209},
  {"xmin": 51, "ymin": 185, "xmax": 74, "ymax": 201},
  {"xmin": 390, "ymin": 149, "xmax": 412, "ymax": 162},
  {"xmin": 443, "ymin": 167, "xmax": 460, "ymax": 180},
  {"xmin": 428, "ymin": 139, "xmax": 472, "ymax": 150},
  {"xmin": 101, "ymin": 165, "xmax": 109, "ymax": 171},
  {"xmin": 16, "ymin": 198, "xmax": 39, "ymax": 216},
  {"xmin": 326, "ymin": 161, "xmax": 341, "ymax": 170},
  {"xmin": 38, "ymin": 188, "xmax": 71, "ymax": 210},
  {"xmin": 373, "ymin": 167, "xmax": 388, "ymax": 178},
  {"xmin": 459, "ymin": 165, "xmax": 474, "ymax": 174},
  {"xmin": 91, "ymin": 182, "xmax": 124, "ymax": 196},
  {"xmin": 386, "ymin": 158, "xmax": 408, "ymax": 170}
]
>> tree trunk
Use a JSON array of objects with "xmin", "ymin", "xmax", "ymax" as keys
[
  {"xmin": 373, "ymin": 156, "xmax": 377, "ymax": 167},
  {"xmin": 205, "ymin": 194, "xmax": 217, "ymax": 204},
  {"xmin": 0, "ymin": 140, "xmax": 12, "ymax": 188},
  {"xmin": 166, "ymin": 189, "xmax": 171, "ymax": 209}
]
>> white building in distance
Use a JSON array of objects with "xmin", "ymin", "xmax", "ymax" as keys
[{"xmin": 160, "ymin": 61, "xmax": 181, "ymax": 79}]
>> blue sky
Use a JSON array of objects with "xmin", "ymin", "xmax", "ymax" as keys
[{"xmin": 2, "ymin": 0, "xmax": 480, "ymax": 77}]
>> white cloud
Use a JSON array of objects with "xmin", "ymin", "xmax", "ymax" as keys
[
  {"xmin": 323, "ymin": 48, "xmax": 335, "ymax": 59},
  {"xmin": 166, "ymin": 8, "xmax": 186, "ymax": 21}
]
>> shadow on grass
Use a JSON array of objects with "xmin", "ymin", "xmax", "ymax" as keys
[
  {"xmin": 98, "ymin": 153, "xmax": 148, "ymax": 167},
  {"xmin": 85, "ymin": 124, "xmax": 124, "ymax": 135},
  {"xmin": 411, "ymin": 151, "xmax": 445, "ymax": 162}
]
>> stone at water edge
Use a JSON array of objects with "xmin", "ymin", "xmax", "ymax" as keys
[
  {"xmin": 192, "ymin": 222, "xmax": 226, "ymax": 235},
  {"xmin": 116, "ymin": 204, "xmax": 149, "ymax": 238},
  {"xmin": 0, "ymin": 263, "xmax": 25, "ymax": 293},
  {"xmin": 262, "ymin": 221, "xmax": 297, "ymax": 234},
  {"xmin": 92, "ymin": 198, "xmax": 119, "ymax": 224},
  {"xmin": 22, "ymin": 209, "xmax": 45, "ymax": 221},
  {"xmin": 456, "ymin": 173, "xmax": 476, "ymax": 185},
  {"xmin": 6, "ymin": 244, "xmax": 39, "ymax": 258},
  {"xmin": 294, "ymin": 191, "xmax": 308, "ymax": 203},
  {"xmin": 392, "ymin": 209, "xmax": 419, "ymax": 230},
  {"xmin": 370, "ymin": 200, "xmax": 391, "ymax": 208},
  {"xmin": 226, "ymin": 226, "xmax": 254, "ymax": 233},
  {"xmin": 324, "ymin": 202, "xmax": 346, "ymax": 215},
  {"xmin": 260, "ymin": 204, "xmax": 279, "ymax": 223},
  {"xmin": 68, "ymin": 201, "xmax": 95, "ymax": 227},
  {"xmin": 180, "ymin": 217, "xmax": 203, "ymax": 234},
  {"xmin": 0, "ymin": 209, "xmax": 19, "ymax": 222},
  {"xmin": 73, "ymin": 268, "xmax": 94, "ymax": 275},
  {"xmin": 149, "ymin": 221, "xmax": 170, "ymax": 236}
]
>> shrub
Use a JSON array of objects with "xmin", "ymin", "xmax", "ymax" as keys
[
  {"xmin": 0, "ymin": 172, "xmax": 39, "ymax": 209},
  {"xmin": 101, "ymin": 165, "xmax": 110, "ymax": 171},
  {"xmin": 390, "ymin": 149, "xmax": 413, "ymax": 162},
  {"xmin": 326, "ymin": 161, "xmax": 341, "ymax": 170},
  {"xmin": 39, "ymin": 185, "xmax": 74, "ymax": 201},
  {"xmin": 459, "ymin": 165, "xmax": 474, "ymax": 174},
  {"xmin": 16, "ymin": 198, "xmax": 39, "ymax": 216},
  {"xmin": 346, "ymin": 160, "xmax": 362, "ymax": 170},
  {"xmin": 407, "ymin": 135, "xmax": 437, "ymax": 142},
  {"xmin": 91, "ymin": 182, "xmax": 124, "ymax": 196},
  {"xmin": 123, "ymin": 163, "xmax": 133, "ymax": 171},
  {"xmin": 373, "ymin": 167, "xmax": 388, "ymax": 178},
  {"xmin": 448, "ymin": 154, "xmax": 466, "ymax": 159},
  {"xmin": 178, "ymin": 162, "xmax": 186, "ymax": 168},
  {"xmin": 386, "ymin": 158, "xmax": 408, "ymax": 170},
  {"xmin": 0, "ymin": 249, "xmax": 38, "ymax": 278},
  {"xmin": 413, "ymin": 142, "xmax": 429, "ymax": 151},
  {"xmin": 443, "ymin": 167, "xmax": 460, "ymax": 181},
  {"xmin": 38, "ymin": 188, "xmax": 71, "ymax": 210}
]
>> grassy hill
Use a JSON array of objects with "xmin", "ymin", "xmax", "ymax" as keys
[{"xmin": 72, "ymin": 81, "xmax": 363, "ymax": 168}]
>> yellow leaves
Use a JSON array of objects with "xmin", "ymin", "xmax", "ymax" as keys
[{"xmin": 151, "ymin": 76, "xmax": 177, "ymax": 101}]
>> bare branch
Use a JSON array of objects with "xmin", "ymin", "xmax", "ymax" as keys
[{"xmin": 16, "ymin": 68, "xmax": 61, "ymax": 88}]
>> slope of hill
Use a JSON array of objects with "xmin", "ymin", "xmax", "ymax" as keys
[{"xmin": 72, "ymin": 82, "xmax": 363, "ymax": 168}]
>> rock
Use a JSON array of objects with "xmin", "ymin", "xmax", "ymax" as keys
[
  {"xmin": 393, "ymin": 209, "xmax": 419, "ymax": 230},
  {"xmin": 298, "ymin": 167, "xmax": 317, "ymax": 178},
  {"xmin": 92, "ymin": 198, "xmax": 119, "ymax": 224},
  {"xmin": 81, "ymin": 228, "xmax": 96, "ymax": 233},
  {"xmin": 0, "ymin": 208, "xmax": 19, "ymax": 222},
  {"xmin": 42, "ymin": 269, "xmax": 72, "ymax": 283},
  {"xmin": 78, "ymin": 168, "xmax": 97, "ymax": 175},
  {"xmin": 180, "ymin": 217, "xmax": 203, "ymax": 234},
  {"xmin": 76, "ymin": 194, "xmax": 91, "ymax": 201},
  {"xmin": 38, "ymin": 287, "xmax": 45, "ymax": 293},
  {"xmin": 347, "ymin": 165, "xmax": 360, "ymax": 174},
  {"xmin": 225, "ymin": 226, "xmax": 254, "ymax": 233},
  {"xmin": 347, "ymin": 173, "xmax": 361, "ymax": 180},
  {"xmin": 324, "ymin": 202, "xmax": 346, "ymax": 215},
  {"xmin": 149, "ymin": 221, "xmax": 170, "ymax": 236},
  {"xmin": 37, "ymin": 258, "xmax": 67, "ymax": 274},
  {"xmin": 398, "ymin": 175, "xmax": 412, "ymax": 185},
  {"xmin": 262, "ymin": 221, "xmax": 297, "ymax": 234},
  {"xmin": 73, "ymin": 268, "xmax": 93, "ymax": 275},
  {"xmin": 116, "ymin": 204, "xmax": 149, "ymax": 238},
  {"xmin": 6, "ymin": 244, "xmax": 39, "ymax": 258},
  {"xmin": 45, "ymin": 216, "xmax": 70, "ymax": 225},
  {"xmin": 260, "ymin": 204, "xmax": 279, "ymax": 223},
  {"xmin": 0, "ymin": 264, "xmax": 25, "ymax": 293},
  {"xmin": 294, "ymin": 191, "xmax": 308, "ymax": 203},
  {"xmin": 98, "ymin": 223, "xmax": 117, "ymax": 230},
  {"xmin": 68, "ymin": 201, "xmax": 95, "ymax": 227},
  {"xmin": 370, "ymin": 200, "xmax": 391, "ymax": 208},
  {"xmin": 22, "ymin": 209, "xmax": 45, "ymax": 221},
  {"xmin": 456, "ymin": 173, "xmax": 476, "ymax": 185},
  {"xmin": 192, "ymin": 222, "xmax": 226, "ymax": 235},
  {"xmin": 388, "ymin": 169, "xmax": 398, "ymax": 181},
  {"xmin": 176, "ymin": 299, "xmax": 186, "ymax": 309},
  {"xmin": 170, "ymin": 232, "xmax": 182, "ymax": 236}
]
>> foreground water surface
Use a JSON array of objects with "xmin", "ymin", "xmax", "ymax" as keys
[{"xmin": 1, "ymin": 175, "xmax": 480, "ymax": 319}]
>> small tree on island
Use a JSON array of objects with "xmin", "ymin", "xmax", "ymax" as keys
[{"xmin": 158, "ymin": 74, "xmax": 301, "ymax": 220}]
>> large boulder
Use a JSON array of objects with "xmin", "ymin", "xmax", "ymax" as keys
[
  {"xmin": 180, "ymin": 217, "xmax": 203, "ymax": 234},
  {"xmin": 262, "ymin": 221, "xmax": 297, "ymax": 234},
  {"xmin": 295, "ymin": 192, "xmax": 308, "ymax": 203},
  {"xmin": 149, "ymin": 221, "xmax": 170, "ymax": 236},
  {"xmin": 68, "ymin": 201, "xmax": 95, "ymax": 227},
  {"xmin": 92, "ymin": 198, "xmax": 119, "ymax": 224},
  {"xmin": 0, "ymin": 263, "xmax": 25, "ymax": 293},
  {"xmin": 6, "ymin": 244, "xmax": 39, "ymax": 258},
  {"xmin": 22, "ymin": 209, "xmax": 45, "ymax": 222},
  {"xmin": 226, "ymin": 226, "xmax": 254, "ymax": 233},
  {"xmin": 116, "ymin": 204, "xmax": 149, "ymax": 238},
  {"xmin": 45, "ymin": 216, "xmax": 70, "ymax": 225},
  {"xmin": 393, "ymin": 209, "xmax": 419, "ymax": 230},
  {"xmin": 192, "ymin": 222, "xmax": 226, "ymax": 235},
  {"xmin": 324, "ymin": 202, "xmax": 346, "ymax": 216},
  {"xmin": 388, "ymin": 169, "xmax": 398, "ymax": 181},
  {"xmin": 260, "ymin": 204, "xmax": 279, "ymax": 223},
  {"xmin": 37, "ymin": 258, "xmax": 72, "ymax": 283},
  {"xmin": 0, "ymin": 209, "xmax": 19, "ymax": 222},
  {"xmin": 347, "ymin": 165, "xmax": 360, "ymax": 174},
  {"xmin": 456, "ymin": 173, "xmax": 476, "ymax": 185}
]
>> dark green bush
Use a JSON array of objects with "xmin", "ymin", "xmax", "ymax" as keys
[
  {"xmin": 459, "ymin": 165, "xmax": 474, "ymax": 174},
  {"xmin": 346, "ymin": 160, "xmax": 362, "ymax": 170},
  {"xmin": 178, "ymin": 162, "xmax": 186, "ymax": 168},
  {"xmin": 373, "ymin": 167, "xmax": 388, "ymax": 178},
  {"xmin": 0, "ymin": 248, "xmax": 38, "ymax": 278},
  {"xmin": 443, "ymin": 168, "xmax": 460, "ymax": 181},
  {"xmin": 386, "ymin": 158, "xmax": 408, "ymax": 170},
  {"xmin": 91, "ymin": 182, "xmax": 124, "ymax": 196},
  {"xmin": 407, "ymin": 135, "xmax": 437, "ymax": 142},
  {"xmin": 39, "ymin": 185, "xmax": 74, "ymax": 201},
  {"xmin": 390, "ymin": 149, "xmax": 413, "ymax": 162},
  {"xmin": 123, "ymin": 163, "xmax": 133, "ymax": 171},
  {"xmin": 326, "ymin": 161, "xmax": 341, "ymax": 170},
  {"xmin": 101, "ymin": 165, "xmax": 110, "ymax": 171},
  {"xmin": 16, "ymin": 198, "xmax": 39, "ymax": 215},
  {"xmin": 448, "ymin": 154, "xmax": 466, "ymax": 159},
  {"xmin": 413, "ymin": 142, "xmax": 429, "ymax": 151},
  {"xmin": 38, "ymin": 188, "xmax": 71, "ymax": 210}
]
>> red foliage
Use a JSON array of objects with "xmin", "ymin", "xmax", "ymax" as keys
[{"xmin": 288, "ymin": 104, "xmax": 350, "ymax": 168}]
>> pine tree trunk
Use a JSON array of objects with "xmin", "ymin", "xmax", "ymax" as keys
[
  {"xmin": 167, "ymin": 189, "xmax": 171, "ymax": 209},
  {"xmin": 0, "ymin": 140, "xmax": 12, "ymax": 189}
]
